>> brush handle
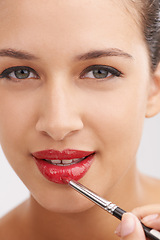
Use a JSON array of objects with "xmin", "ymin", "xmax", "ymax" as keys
[
  {"xmin": 113, "ymin": 207, "xmax": 160, "ymax": 240},
  {"xmin": 68, "ymin": 180, "xmax": 160, "ymax": 240}
]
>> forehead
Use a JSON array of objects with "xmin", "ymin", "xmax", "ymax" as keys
[
  {"xmin": 0, "ymin": 0, "xmax": 139, "ymax": 31},
  {"xmin": 0, "ymin": 0, "xmax": 137, "ymax": 21},
  {"xmin": 0, "ymin": 0, "xmax": 144, "ymax": 59}
]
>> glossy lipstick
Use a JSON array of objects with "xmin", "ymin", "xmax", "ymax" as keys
[{"xmin": 32, "ymin": 149, "xmax": 95, "ymax": 184}]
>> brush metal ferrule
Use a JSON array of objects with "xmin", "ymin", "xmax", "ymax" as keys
[
  {"xmin": 69, "ymin": 180, "xmax": 160, "ymax": 240},
  {"xmin": 69, "ymin": 180, "xmax": 117, "ymax": 214}
]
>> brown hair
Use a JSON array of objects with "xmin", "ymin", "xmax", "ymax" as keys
[{"xmin": 140, "ymin": 0, "xmax": 160, "ymax": 69}]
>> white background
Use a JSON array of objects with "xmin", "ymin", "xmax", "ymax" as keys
[{"xmin": 0, "ymin": 114, "xmax": 160, "ymax": 218}]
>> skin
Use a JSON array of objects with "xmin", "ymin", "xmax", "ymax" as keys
[{"xmin": 0, "ymin": 0, "xmax": 160, "ymax": 239}]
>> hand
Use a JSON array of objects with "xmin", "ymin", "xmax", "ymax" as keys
[
  {"xmin": 132, "ymin": 205, "xmax": 160, "ymax": 231},
  {"xmin": 115, "ymin": 213, "xmax": 146, "ymax": 239},
  {"xmin": 115, "ymin": 205, "xmax": 160, "ymax": 239}
]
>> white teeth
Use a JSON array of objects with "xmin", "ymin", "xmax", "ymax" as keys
[
  {"xmin": 51, "ymin": 160, "xmax": 61, "ymax": 164},
  {"xmin": 45, "ymin": 156, "xmax": 87, "ymax": 166},
  {"xmin": 62, "ymin": 159, "xmax": 73, "ymax": 164},
  {"xmin": 72, "ymin": 158, "xmax": 80, "ymax": 162}
]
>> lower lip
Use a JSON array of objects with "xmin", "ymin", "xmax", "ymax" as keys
[{"xmin": 34, "ymin": 154, "xmax": 95, "ymax": 184}]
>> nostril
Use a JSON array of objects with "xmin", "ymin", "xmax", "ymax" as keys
[{"xmin": 35, "ymin": 116, "xmax": 84, "ymax": 141}]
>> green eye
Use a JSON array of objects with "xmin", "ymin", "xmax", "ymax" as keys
[
  {"xmin": 92, "ymin": 69, "xmax": 109, "ymax": 79},
  {"xmin": 0, "ymin": 66, "xmax": 39, "ymax": 81},
  {"xmin": 81, "ymin": 65, "xmax": 122, "ymax": 80},
  {"xmin": 14, "ymin": 69, "xmax": 30, "ymax": 79}
]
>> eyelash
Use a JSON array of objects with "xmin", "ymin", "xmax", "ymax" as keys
[
  {"xmin": 80, "ymin": 65, "xmax": 122, "ymax": 80},
  {"xmin": 0, "ymin": 66, "xmax": 39, "ymax": 81},
  {"xmin": 0, "ymin": 64, "xmax": 122, "ymax": 82}
]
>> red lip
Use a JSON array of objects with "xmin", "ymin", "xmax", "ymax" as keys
[{"xmin": 32, "ymin": 149, "xmax": 95, "ymax": 184}]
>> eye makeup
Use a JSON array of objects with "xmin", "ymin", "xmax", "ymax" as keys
[
  {"xmin": 0, "ymin": 66, "xmax": 39, "ymax": 80},
  {"xmin": 80, "ymin": 65, "xmax": 122, "ymax": 80}
]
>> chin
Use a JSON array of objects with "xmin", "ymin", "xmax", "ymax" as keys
[{"xmin": 30, "ymin": 185, "xmax": 95, "ymax": 214}]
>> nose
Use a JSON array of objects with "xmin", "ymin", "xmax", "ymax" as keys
[{"xmin": 35, "ymin": 82, "xmax": 83, "ymax": 141}]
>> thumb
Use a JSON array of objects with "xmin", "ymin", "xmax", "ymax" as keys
[{"xmin": 115, "ymin": 213, "xmax": 146, "ymax": 240}]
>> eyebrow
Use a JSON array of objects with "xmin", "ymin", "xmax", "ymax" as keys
[
  {"xmin": 0, "ymin": 47, "xmax": 133, "ymax": 62},
  {"xmin": 0, "ymin": 48, "xmax": 38, "ymax": 60},
  {"xmin": 75, "ymin": 48, "xmax": 133, "ymax": 61}
]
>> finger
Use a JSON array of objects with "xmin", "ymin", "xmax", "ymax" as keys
[
  {"xmin": 132, "ymin": 205, "xmax": 160, "ymax": 230},
  {"xmin": 132, "ymin": 205, "xmax": 160, "ymax": 219},
  {"xmin": 115, "ymin": 213, "xmax": 146, "ymax": 240},
  {"xmin": 141, "ymin": 214, "xmax": 160, "ymax": 230}
]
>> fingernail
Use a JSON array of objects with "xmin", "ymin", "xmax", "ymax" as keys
[
  {"xmin": 115, "ymin": 213, "xmax": 135, "ymax": 237},
  {"xmin": 115, "ymin": 222, "xmax": 122, "ymax": 236},
  {"xmin": 142, "ymin": 214, "xmax": 159, "ymax": 223}
]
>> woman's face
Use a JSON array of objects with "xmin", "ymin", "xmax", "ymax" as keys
[{"xmin": 0, "ymin": 0, "xmax": 154, "ymax": 212}]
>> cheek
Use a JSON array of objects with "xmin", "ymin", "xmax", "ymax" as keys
[
  {"xmin": 0, "ymin": 91, "xmax": 40, "ymax": 190},
  {"xmin": 79, "ymin": 84, "xmax": 148, "ymax": 194},
  {"xmin": 0, "ymin": 90, "xmax": 38, "ymax": 159},
  {"xmin": 84, "ymin": 82, "xmax": 148, "ymax": 159}
]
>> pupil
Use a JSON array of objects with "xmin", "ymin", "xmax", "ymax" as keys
[
  {"xmin": 15, "ymin": 69, "xmax": 30, "ymax": 79},
  {"xmin": 93, "ymin": 69, "xmax": 108, "ymax": 79}
]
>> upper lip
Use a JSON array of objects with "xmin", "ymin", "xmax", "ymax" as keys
[{"xmin": 32, "ymin": 149, "xmax": 95, "ymax": 160}]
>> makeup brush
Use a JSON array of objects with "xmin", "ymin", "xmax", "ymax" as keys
[{"xmin": 68, "ymin": 180, "xmax": 160, "ymax": 240}]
